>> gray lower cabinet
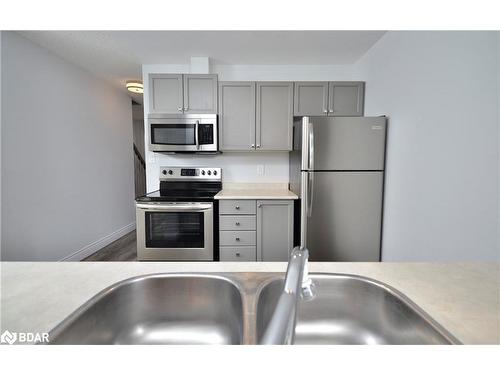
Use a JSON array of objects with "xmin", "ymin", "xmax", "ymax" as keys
[
  {"xmin": 256, "ymin": 82, "xmax": 294, "ymax": 151},
  {"xmin": 147, "ymin": 73, "xmax": 217, "ymax": 115},
  {"xmin": 219, "ymin": 199, "xmax": 294, "ymax": 262},
  {"xmin": 218, "ymin": 82, "xmax": 256, "ymax": 151},
  {"xmin": 328, "ymin": 81, "xmax": 364, "ymax": 116},
  {"xmin": 257, "ymin": 200, "xmax": 294, "ymax": 261},
  {"xmin": 220, "ymin": 247, "xmax": 257, "ymax": 262}
]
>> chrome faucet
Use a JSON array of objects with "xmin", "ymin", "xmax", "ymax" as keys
[{"xmin": 260, "ymin": 246, "xmax": 314, "ymax": 345}]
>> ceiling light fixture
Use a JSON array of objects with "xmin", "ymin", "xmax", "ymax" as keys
[{"xmin": 126, "ymin": 80, "xmax": 143, "ymax": 94}]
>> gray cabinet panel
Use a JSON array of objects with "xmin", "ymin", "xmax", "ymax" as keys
[
  {"xmin": 149, "ymin": 74, "xmax": 183, "ymax": 114},
  {"xmin": 218, "ymin": 82, "xmax": 256, "ymax": 151},
  {"xmin": 256, "ymin": 82, "xmax": 293, "ymax": 151},
  {"xmin": 294, "ymin": 82, "xmax": 329, "ymax": 116},
  {"xmin": 220, "ymin": 231, "xmax": 256, "ymax": 246},
  {"xmin": 328, "ymin": 81, "xmax": 364, "ymax": 116},
  {"xmin": 219, "ymin": 246, "xmax": 257, "ymax": 262},
  {"xmin": 183, "ymin": 74, "xmax": 218, "ymax": 114},
  {"xmin": 219, "ymin": 200, "xmax": 256, "ymax": 215},
  {"xmin": 307, "ymin": 172, "xmax": 383, "ymax": 262},
  {"xmin": 219, "ymin": 215, "xmax": 256, "ymax": 231},
  {"xmin": 257, "ymin": 200, "xmax": 294, "ymax": 261}
]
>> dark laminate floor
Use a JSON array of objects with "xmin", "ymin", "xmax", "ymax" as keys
[{"xmin": 82, "ymin": 230, "xmax": 138, "ymax": 261}]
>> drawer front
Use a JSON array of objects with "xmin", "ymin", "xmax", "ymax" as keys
[
  {"xmin": 219, "ymin": 215, "xmax": 256, "ymax": 231},
  {"xmin": 219, "ymin": 230, "xmax": 256, "ymax": 246},
  {"xmin": 220, "ymin": 246, "xmax": 256, "ymax": 262},
  {"xmin": 219, "ymin": 200, "xmax": 256, "ymax": 215}
]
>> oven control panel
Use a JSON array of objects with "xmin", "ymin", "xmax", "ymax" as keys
[{"xmin": 160, "ymin": 167, "xmax": 222, "ymax": 181}]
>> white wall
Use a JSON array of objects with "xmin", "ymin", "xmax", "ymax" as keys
[
  {"xmin": 355, "ymin": 31, "xmax": 499, "ymax": 261},
  {"xmin": 1, "ymin": 32, "xmax": 136, "ymax": 261},
  {"xmin": 142, "ymin": 63, "xmax": 354, "ymax": 191}
]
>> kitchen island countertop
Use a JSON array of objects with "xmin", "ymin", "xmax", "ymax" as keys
[{"xmin": 1, "ymin": 262, "xmax": 498, "ymax": 344}]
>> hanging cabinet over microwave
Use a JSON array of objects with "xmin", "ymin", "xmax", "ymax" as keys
[{"xmin": 148, "ymin": 74, "xmax": 218, "ymax": 115}]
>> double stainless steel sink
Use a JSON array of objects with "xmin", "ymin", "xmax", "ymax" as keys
[{"xmin": 48, "ymin": 273, "xmax": 459, "ymax": 345}]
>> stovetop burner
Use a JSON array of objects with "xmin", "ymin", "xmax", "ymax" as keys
[{"xmin": 136, "ymin": 166, "xmax": 222, "ymax": 203}]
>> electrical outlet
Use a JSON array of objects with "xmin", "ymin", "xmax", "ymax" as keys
[{"xmin": 257, "ymin": 165, "xmax": 265, "ymax": 176}]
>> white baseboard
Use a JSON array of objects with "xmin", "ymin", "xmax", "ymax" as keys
[{"xmin": 60, "ymin": 222, "xmax": 136, "ymax": 261}]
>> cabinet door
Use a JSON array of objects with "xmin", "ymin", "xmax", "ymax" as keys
[
  {"xmin": 148, "ymin": 74, "xmax": 183, "ymax": 114},
  {"xmin": 257, "ymin": 200, "xmax": 294, "ymax": 261},
  {"xmin": 328, "ymin": 81, "xmax": 365, "ymax": 116},
  {"xmin": 256, "ymin": 82, "xmax": 293, "ymax": 151},
  {"xmin": 183, "ymin": 74, "xmax": 218, "ymax": 114},
  {"xmin": 293, "ymin": 82, "xmax": 329, "ymax": 116},
  {"xmin": 218, "ymin": 82, "xmax": 256, "ymax": 151}
]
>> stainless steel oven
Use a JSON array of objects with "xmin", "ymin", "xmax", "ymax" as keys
[
  {"xmin": 135, "ymin": 166, "xmax": 222, "ymax": 261},
  {"xmin": 136, "ymin": 201, "xmax": 214, "ymax": 261},
  {"xmin": 148, "ymin": 114, "xmax": 218, "ymax": 152}
]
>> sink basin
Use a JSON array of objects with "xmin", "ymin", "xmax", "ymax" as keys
[
  {"xmin": 49, "ymin": 274, "xmax": 244, "ymax": 344},
  {"xmin": 256, "ymin": 274, "xmax": 459, "ymax": 344}
]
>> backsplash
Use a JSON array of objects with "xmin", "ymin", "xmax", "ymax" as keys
[{"xmin": 145, "ymin": 151, "xmax": 289, "ymax": 192}]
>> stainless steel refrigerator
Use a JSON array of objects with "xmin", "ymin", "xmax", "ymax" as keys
[{"xmin": 290, "ymin": 116, "xmax": 387, "ymax": 261}]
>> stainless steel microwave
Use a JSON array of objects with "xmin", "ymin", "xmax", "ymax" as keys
[{"xmin": 148, "ymin": 114, "xmax": 218, "ymax": 152}]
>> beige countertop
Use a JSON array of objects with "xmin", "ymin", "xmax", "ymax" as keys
[
  {"xmin": 1, "ymin": 262, "xmax": 498, "ymax": 344},
  {"xmin": 214, "ymin": 183, "xmax": 298, "ymax": 200}
]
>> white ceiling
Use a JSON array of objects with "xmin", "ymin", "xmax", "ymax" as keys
[{"xmin": 18, "ymin": 31, "xmax": 386, "ymax": 99}]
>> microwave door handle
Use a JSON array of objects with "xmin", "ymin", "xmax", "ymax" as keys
[{"xmin": 195, "ymin": 120, "xmax": 200, "ymax": 150}]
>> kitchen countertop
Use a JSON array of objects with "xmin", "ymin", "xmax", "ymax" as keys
[
  {"xmin": 214, "ymin": 183, "xmax": 298, "ymax": 200},
  {"xmin": 1, "ymin": 262, "xmax": 498, "ymax": 344}
]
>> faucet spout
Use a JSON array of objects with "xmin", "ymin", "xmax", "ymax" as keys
[{"xmin": 260, "ymin": 246, "xmax": 313, "ymax": 345}]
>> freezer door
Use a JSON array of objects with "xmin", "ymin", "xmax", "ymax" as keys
[
  {"xmin": 307, "ymin": 172, "xmax": 383, "ymax": 261},
  {"xmin": 310, "ymin": 117, "xmax": 386, "ymax": 171}
]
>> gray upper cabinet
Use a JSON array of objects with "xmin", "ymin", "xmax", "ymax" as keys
[
  {"xmin": 328, "ymin": 81, "xmax": 365, "ymax": 116},
  {"xmin": 148, "ymin": 74, "xmax": 183, "ymax": 114},
  {"xmin": 218, "ymin": 82, "xmax": 256, "ymax": 151},
  {"xmin": 293, "ymin": 82, "xmax": 329, "ymax": 116},
  {"xmin": 147, "ymin": 73, "xmax": 217, "ymax": 115},
  {"xmin": 257, "ymin": 200, "xmax": 294, "ymax": 261},
  {"xmin": 256, "ymin": 82, "xmax": 294, "ymax": 151},
  {"xmin": 183, "ymin": 74, "xmax": 218, "ymax": 114}
]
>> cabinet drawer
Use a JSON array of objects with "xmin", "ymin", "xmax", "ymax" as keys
[
  {"xmin": 219, "ymin": 200, "xmax": 256, "ymax": 215},
  {"xmin": 219, "ymin": 215, "xmax": 256, "ymax": 231},
  {"xmin": 220, "ymin": 246, "xmax": 256, "ymax": 262},
  {"xmin": 219, "ymin": 231, "xmax": 256, "ymax": 246}
]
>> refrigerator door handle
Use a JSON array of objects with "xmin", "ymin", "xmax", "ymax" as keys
[
  {"xmin": 307, "ymin": 124, "xmax": 314, "ymax": 217},
  {"xmin": 308, "ymin": 122, "xmax": 314, "ymax": 171},
  {"xmin": 307, "ymin": 172, "xmax": 314, "ymax": 217}
]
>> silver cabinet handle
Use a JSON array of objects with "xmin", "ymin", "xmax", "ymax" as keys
[
  {"xmin": 256, "ymin": 144, "xmax": 261, "ymax": 148},
  {"xmin": 235, "ymin": 206, "xmax": 240, "ymax": 210},
  {"xmin": 177, "ymin": 107, "xmax": 183, "ymax": 112},
  {"xmin": 235, "ymin": 222, "xmax": 240, "ymax": 226},
  {"xmin": 251, "ymin": 144, "xmax": 255, "ymax": 148},
  {"xmin": 323, "ymin": 109, "xmax": 328, "ymax": 113},
  {"xmin": 184, "ymin": 107, "xmax": 188, "ymax": 111},
  {"xmin": 235, "ymin": 237, "xmax": 240, "ymax": 241}
]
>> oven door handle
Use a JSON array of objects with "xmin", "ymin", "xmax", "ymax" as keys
[{"xmin": 136, "ymin": 203, "xmax": 213, "ymax": 211}]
